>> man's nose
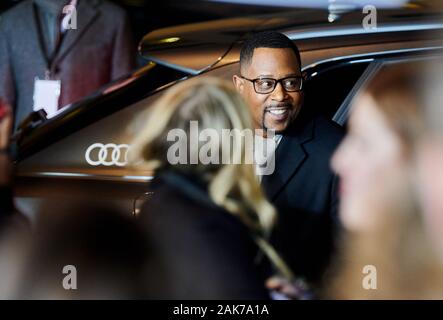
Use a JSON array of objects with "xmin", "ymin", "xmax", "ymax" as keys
[{"xmin": 270, "ymin": 82, "xmax": 289, "ymax": 101}]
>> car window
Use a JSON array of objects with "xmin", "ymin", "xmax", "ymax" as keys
[
  {"xmin": 333, "ymin": 54, "xmax": 443, "ymax": 126},
  {"xmin": 302, "ymin": 61, "xmax": 371, "ymax": 122}
]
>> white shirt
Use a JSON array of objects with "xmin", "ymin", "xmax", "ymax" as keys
[{"xmin": 254, "ymin": 133, "xmax": 282, "ymax": 182}]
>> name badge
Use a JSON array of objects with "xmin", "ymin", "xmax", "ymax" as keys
[{"xmin": 33, "ymin": 78, "xmax": 61, "ymax": 118}]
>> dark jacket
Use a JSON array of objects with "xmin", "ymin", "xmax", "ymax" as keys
[
  {"xmin": 139, "ymin": 170, "xmax": 270, "ymax": 300},
  {"xmin": 262, "ymin": 112, "xmax": 344, "ymax": 284},
  {"xmin": 0, "ymin": 0, "xmax": 135, "ymax": 129}
]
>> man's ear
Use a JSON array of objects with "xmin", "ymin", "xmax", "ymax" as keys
[{"xmin": 232, "ymin": 74, "xmax": 244, "ymax": 94}]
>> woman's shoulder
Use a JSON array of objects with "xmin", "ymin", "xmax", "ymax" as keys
[
  {"xmin": 137, "ymin": 172, "xmax": 270, "ymax": 299},
  {"xmin": 139, "ymin": 172, "xmax": 249, "ymax": 236}
]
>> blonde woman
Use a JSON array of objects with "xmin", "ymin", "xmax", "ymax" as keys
[{"xmin": 131, "ymin": 77, "xmax": 296, "ymax": 299}]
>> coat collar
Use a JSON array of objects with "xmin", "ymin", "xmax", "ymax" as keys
[
  {"xmin": 34, "ymin": 0, "xmax": 70, "ymax": 15},
  {"xmin": 155, "ymin": 170, "xmax": 217, "ymax": 210},
  {"xmin": 261, "ymin": 112, "xmax": 316, "ymax": 200}
]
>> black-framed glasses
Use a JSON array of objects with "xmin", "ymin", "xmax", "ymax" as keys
[{"xmin": 240, "ymin": 75, "xmax": 303, "ymax": 94}]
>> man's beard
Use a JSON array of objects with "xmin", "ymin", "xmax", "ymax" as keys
[{"xmin": 261, "ymin": 102, "xmax": 297, "ymax": 134}]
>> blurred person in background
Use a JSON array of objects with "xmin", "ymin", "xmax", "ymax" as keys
[
  {"xmin": 130, "ymin": 77, "xmax": 300, "ymax": 299},
  {"xmin": 0, "ymin": 202, "xmax": 152, "ymax": 299},
  {"xmin": 416, "ymin": 59, "xmax": 443, "ymax": 260},
  {"xmin": 0, "ymin": 0, "xmax": 135, "ymax": 130},
  {"xmin": 327, "ymin": 63, "xmax": 443, "ymax": 299}
]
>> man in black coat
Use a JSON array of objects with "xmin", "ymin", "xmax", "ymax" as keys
[{"xmin": 233, "ymin": 31, "xmax": 344, "ymax": 285}]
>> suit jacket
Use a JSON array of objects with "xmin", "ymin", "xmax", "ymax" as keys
[
  {"xmin": 139, "ymin": 170, "xmax": 270, "ymax": 300},
  {"xmin": 0, "ymin": 0, "xmax": 135, "ymax": 129},
  {"xmin": 262, "ymin": 112, "xmax": 344, "ymax": 284}
]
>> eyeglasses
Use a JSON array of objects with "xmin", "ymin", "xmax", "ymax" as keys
[{"xmin": 240, "ymin": 75, "xmax": 303, "ymax": 94}]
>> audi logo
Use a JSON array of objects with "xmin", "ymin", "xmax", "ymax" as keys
[{"xmin": 85, "ymin": 143, "xmax": 131, "ymax": 167}]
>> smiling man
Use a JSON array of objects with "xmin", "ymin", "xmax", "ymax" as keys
[
  {"xmin": 234, "ymin": 39, "xmax": 303, "ymax": 133},
  {"xmin": 233, "ymin": 31, "xmax": 344, "ymax": 287}
]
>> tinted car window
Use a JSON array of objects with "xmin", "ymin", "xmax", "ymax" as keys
[{"xmin": 303, "ymin": 62, "xmax": 370, "ymax": 121}]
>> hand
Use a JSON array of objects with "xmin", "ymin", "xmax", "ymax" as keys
[{"xmin": 266, "ymin": 275, "xmax": 313, "ymax": 300}]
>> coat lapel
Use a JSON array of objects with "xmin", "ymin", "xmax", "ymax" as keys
[
  {"xmin": 262, "ymin": 116, "xmax": 316, "ymax": 201},
  {"xmin": 27, "ymin": 1, "xmax": 48, "ymax": 67},
  {"xmin": 53, "ymin": 0, "xmax": 100, "ymax": 66}
]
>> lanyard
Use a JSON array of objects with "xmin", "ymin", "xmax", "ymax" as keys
[{"xmin": 32, "ymin": 3, "xmax": 67, "ymax": 80}]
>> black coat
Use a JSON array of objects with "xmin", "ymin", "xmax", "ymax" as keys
[
  {"xmin": 139, "ymin": 171, "xmax": 270, "ymax": 300},
  {"xmin": 262, "ymin": 113, "xmax": 344, "ymax": 284}
]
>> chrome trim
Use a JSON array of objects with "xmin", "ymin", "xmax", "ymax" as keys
[
  {"xmin": 302, "ymin": 45, "xmax": 443, "ymax": 71},
  {"xmin": 18, "ymin": 172, "xmax": 154, "ymax": 182},
  {"xmin": 141, "ymin": 56, "xmax": 200, "ymax": 75},
  {"xmin": 330, "ymin": 48, "xmax": 443, "ymax": 125},
  {"xmin": 286, "ymin": 23, "xmax": 443, "ymax": 41},
  {"xmin": 122, "ymin": 175, "xmax": 154, "ymax": 181},
  {"xmin": 332, "ymin": 61, "xmax": 383, "ymax": 125},
  {"xmin": 349, "ymin": 58, "xmax": 375, "ymax": 64}
]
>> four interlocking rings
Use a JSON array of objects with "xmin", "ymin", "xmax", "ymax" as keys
[{"xmin": 85, "ymin": 143, "xmax": 130, "ymax": 167}]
